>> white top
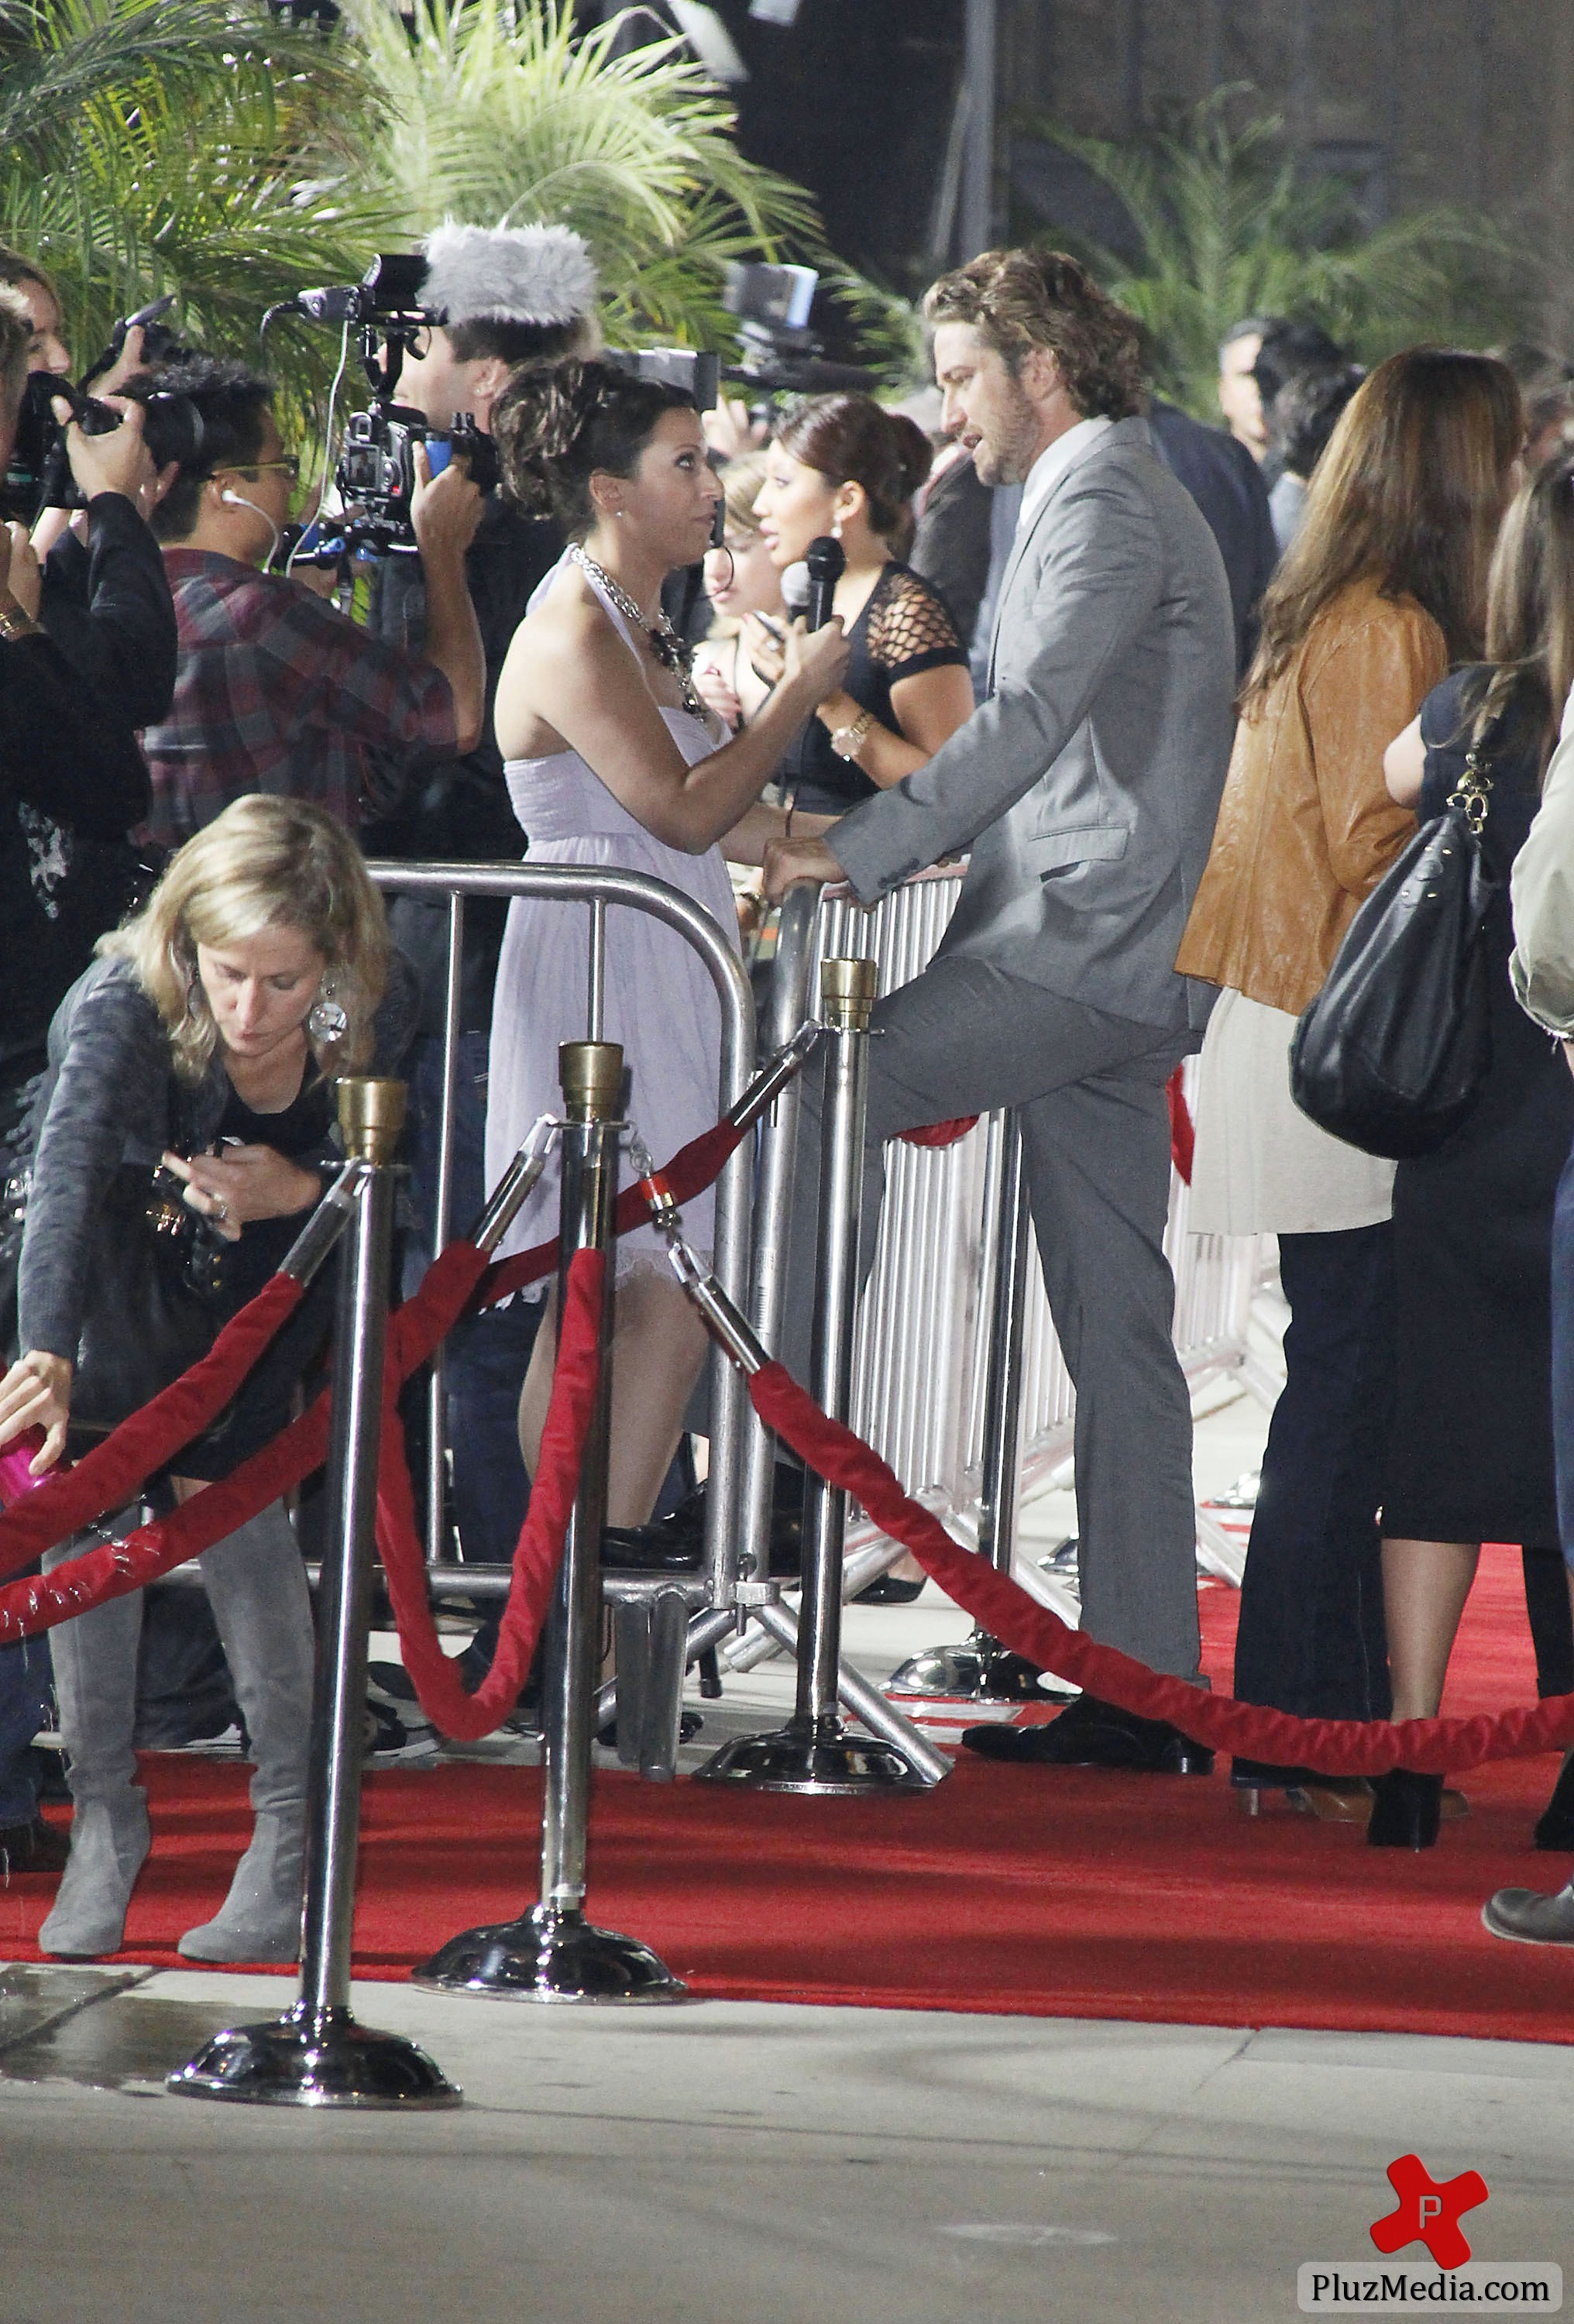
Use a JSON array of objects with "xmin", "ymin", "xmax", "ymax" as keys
[{"xmin": 1016, "ymin": 414, "xmax": 1113, "ymax": 538}]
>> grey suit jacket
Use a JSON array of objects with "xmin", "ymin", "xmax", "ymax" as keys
[{"xmin": 831, "ymin": 416, "xmax": 1236, "ymax": 1035}]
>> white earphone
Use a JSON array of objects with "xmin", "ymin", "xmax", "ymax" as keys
[{"xmin": 218, "ymin": 485, "xmax": 281, "ymax": 569}]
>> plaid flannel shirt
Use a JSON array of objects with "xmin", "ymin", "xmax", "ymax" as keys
[{"xmin": 139, "ymin": 550, "xmax": 458, "ymax": 847}]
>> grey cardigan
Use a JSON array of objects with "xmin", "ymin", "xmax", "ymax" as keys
[
  {"xmin": 19, "ymin": 951, "xmax": 419, "ymax": 1362},
  {"xmin": 831, "ymin": 417, "xmax": 1237, "ymax": 1035}
]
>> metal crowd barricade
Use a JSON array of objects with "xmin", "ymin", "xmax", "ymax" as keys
[
  {"xmin": 763, "ymin": 867, "xmax": 1284, "ymax": 1602},
  {"xmin": 366, "ymin": 861, "xmax": 759, "ymax": 1621}
]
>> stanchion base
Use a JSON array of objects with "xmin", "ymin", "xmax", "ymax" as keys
[
  {"xmin": 167, "ymin": 2003, "xmax": 460, "ymax": 2109},
  {"xmin": 692, "ymin": 1715, "xmax": 932, "ymax": 1794},
  {"xmin": 413, "ymin": 1903, "xmax": 688, "ymax": 2005},
  {"xmin": 885, "ymin": 1634, "xmax": 1072, "ymax": 1706}
]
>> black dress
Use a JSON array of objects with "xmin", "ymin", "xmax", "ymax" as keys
[
  {"xmin": 1383, "ymin": 667, "xmax": 1574, "ymax": 1542},
  {"xmin": 777, "ymin": 562, "xmax": 968, "ymax": 815},
  {"xmin": 175, "ymin": 1071, "xmax": 342, "ymax": 1483}
]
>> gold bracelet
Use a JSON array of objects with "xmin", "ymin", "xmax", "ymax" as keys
[{"xmin": 830, "ymin": 708, "xmax": 873, "ymax": 761}]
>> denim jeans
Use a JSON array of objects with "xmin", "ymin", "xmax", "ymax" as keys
[
  {"xmin": 404, "ymin": 1031, "xmax": 539, "ymax": 1566},
  {"xmin": 1233, "ymin": 1223, "xmax": 1394, "ymax": 1722},
  {"xmin": 0, "ymin": 1632, "xmax": 53, "ymax": 1826}
]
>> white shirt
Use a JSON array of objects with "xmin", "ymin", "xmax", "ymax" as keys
[{"xmin": 1015, "ymin": 414, "xmax": 1113, "ymax": 538}]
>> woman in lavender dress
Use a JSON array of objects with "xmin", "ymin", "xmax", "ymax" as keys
[{"xmin": 486, "ymin": 363, "xmax": 849, "ymax": 1528}]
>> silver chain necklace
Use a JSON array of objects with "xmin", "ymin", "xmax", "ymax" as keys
[{"xmin": 571, "ymin": 545, "xmax": 707, "ymax": 721}]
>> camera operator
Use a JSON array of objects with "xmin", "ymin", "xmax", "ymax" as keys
[
  {"xmin": 130, "ymin": 354, "xmax": 485, "ymax": 848},
  {"xmin": 361, "ymin": 223, "xmax": 599, "ymax": 1597},
  {"xmin": 0, "ymin": 285, "xmax": 175, "ymax": 1876}
]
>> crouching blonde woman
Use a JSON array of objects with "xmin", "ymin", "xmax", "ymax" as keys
[{"xmin": 0, "ymin": 796, "xmax": 414, "ymax": 1961}]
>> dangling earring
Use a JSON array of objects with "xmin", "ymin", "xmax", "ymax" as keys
[
  {"xmin": 308, "ymin": 977, "xmax": 349, "ymax": 1043},
  {"xmin": 830, "ymin": 509, "xmax": 844, "ymax": 540}
]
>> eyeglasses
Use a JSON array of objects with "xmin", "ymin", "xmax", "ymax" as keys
[{"xmin": 228, "ymin": 456, "xmax": 301, "ymax": 482}]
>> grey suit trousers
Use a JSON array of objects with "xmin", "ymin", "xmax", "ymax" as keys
[{"xmin": 780, "ymin": 954, "xmax": 1201, "ymax": 1682}]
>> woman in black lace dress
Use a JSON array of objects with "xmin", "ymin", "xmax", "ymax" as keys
[{"xmin": 754, "ymin": 394, "xmax": 975, "ymax": 813}]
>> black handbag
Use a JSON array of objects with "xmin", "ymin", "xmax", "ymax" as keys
[
  {"xmin": 1288, "ymin": 743, "xmax": 1497, "ymax": 1160},
  {"xmin": 66, "ymin": 1162, "xmax": 232, "ymax": 1442}
]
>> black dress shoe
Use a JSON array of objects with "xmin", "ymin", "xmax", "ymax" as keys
[
  {"xmin": 1366, "ymin": 1766, "xmax": 1442, "ymax": 1849},
  {"xmin": 962, "ymin": 1693, "xmax": 1214, "ymax": 1774},
  {"xmin": 0, "ymin": 1815, "xmax": 70, "ymax": 1875},
  {"xmin": 1534, "ymin": 1749, "xmax": 1574, "ymax": 1850},
  {"xmin": 664, "ymin": 1466, "xmax": 803, "ymax": 1577},
  {"xmin": 600, "ymin": 1525, "xmax": 703, "ymax": 1573}
]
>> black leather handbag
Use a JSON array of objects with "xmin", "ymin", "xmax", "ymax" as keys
[
  {"xmin": 1288, "ymin": 744, "xmax": 1497, "ymax": 1160},
  {"xmin": 66, "ymin": 1162, "xmax": 232, "ymax": 1442}
]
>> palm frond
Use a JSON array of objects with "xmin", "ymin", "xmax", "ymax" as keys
[{"xmin": 1023, "ymin": 93, "xmax": 1528, "ymax": 415}]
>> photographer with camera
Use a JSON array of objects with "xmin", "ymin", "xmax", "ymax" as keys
[
  {"xmin": 130, "ymin": 355, "xmax": 485, "ymax": 848},
  {"xmin": 0, "ymin": 284, "xmax": 177, "ymax": 1879}
]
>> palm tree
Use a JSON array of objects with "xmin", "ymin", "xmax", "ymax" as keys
[
  {"xmin": 336, "ymin": 0, "xmax": 820, "ymax": 352},
  {"xmin": 1023, "ymin": 95, "xmax": 1525, "ymax": 418},
  {"xmin": 0, "ymin": 1, "xmax": 373, "ymax": 383}
]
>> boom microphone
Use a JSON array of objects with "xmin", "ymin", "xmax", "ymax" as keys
[{"xmin": 805, "ymin": 533, "xmax": 845, "ymax": 630}]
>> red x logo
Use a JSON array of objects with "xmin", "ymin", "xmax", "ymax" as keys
[{"xmin": 1370, "ymin": 2154, "xmax": 1490, "ymax": 2269}]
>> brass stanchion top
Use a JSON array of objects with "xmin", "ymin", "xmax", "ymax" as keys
[
  {"xmin": 336, "ymin": 1077, "xmax": 407, "ymax": 1165},
  {"xmin": 820, "ymin": 957, "xmax": 877, "ymax": 1033},
  {"xmin": 559, "ymin": 1040, "xmax": 625, "ymax": 1121}
]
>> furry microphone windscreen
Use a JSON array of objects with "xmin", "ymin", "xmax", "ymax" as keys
[{"xmin": 421, "ymin": 222, "xmax": 600, "ymax": 328}]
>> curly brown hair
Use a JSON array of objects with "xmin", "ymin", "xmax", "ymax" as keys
[
  {"xmin": 923, "ymin": 249, "xmax": 1146, "ymax": 420},
  {"xmin": 492, "ymin": 357, "xmax": 697, "ymax": 538}
]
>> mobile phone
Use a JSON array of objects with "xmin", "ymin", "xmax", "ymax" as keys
[{"xmin": 752, "ymin": 613, "xmax": 785, "ymax": 643}]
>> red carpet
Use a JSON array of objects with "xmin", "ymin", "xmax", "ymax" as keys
[{"xmin": 5, "ymin": 1547, "xmax": 1574, "ymax": 2042}]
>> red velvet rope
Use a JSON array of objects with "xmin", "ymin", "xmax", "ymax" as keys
[
  {"xmin": 0, "ymin": 1272, "xmax": 306, "ymax": 1582},
  {"xmin": 898, "ymin": 1116, "xmax": 980, "ymax": 1149},
  {"xmin": 373, "ymin": 1248, "xmax": 605, "ymax": 1740},
  {"xmin": 749, "ymin": 1360, "xmax": 1574, "ymax": 1777},
  {"xmin": 1167, "ymin": 1067, "xmax": 1194, "ymax": 1186}
]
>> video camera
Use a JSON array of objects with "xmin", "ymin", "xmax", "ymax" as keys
[{"xmin": 267, "ymin": 254, "xmax": 498, "ymax": 559}]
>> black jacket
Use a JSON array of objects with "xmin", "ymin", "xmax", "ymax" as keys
[
  {"xmin": 1146, "ymin": 401, "xmax": 1278, "ymax": 679},
  {"xmin": 0, "ymin": 491, "xmax": 176, "ymax": 1079}
]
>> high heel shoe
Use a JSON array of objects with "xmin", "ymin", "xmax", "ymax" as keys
[
  {"xmin": 1534, "ymin": 1749, "xmax": 1574, "ymax": 1850},
  {"xmin": 1366, "ymin": 1767, "xmax": 1443, "ymax": 1850}
]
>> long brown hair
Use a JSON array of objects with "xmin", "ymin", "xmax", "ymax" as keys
[
  {"xmin": 1464, "ymin": 455, "xmax": 1574, "ymax": 778},
  {"xmin": 1241, "ymin": 348, "xmax": 1522, "ymax": 713}
]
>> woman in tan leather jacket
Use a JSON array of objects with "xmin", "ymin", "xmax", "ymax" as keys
[{"xmin": 1174, "ymin": 349, "xmax": 1523, "ymax": 1827}]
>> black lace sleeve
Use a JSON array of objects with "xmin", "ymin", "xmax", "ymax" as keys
[{"xmin": 865, "ymin": 567, "xmax": 969, "ymax": 685}]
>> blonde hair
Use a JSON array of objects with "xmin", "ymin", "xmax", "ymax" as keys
[
  {"xmin": 718, "ymin": 450, "xmax": 770, "ymax": 537},
  {"xmin": 101, "ymin": 796, "xmax": 391, "ymax": 1085}
]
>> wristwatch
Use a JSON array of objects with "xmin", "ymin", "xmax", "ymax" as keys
[
  {"xmin": 0, "ymin": 597, "xmax": 39, "ymax": 643},
  {"xmin": 830, "ymin": 708, "xmax": 873, "ymax": 761}
]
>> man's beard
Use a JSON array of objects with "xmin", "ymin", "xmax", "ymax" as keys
[{"xmin": 971, "ymin": 386, "xmax": 1045, "ymax": 488}]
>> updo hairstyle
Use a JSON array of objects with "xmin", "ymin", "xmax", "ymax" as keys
[
  {"xmin": 493, "ymin": 357, "xmax": 699, "ymax": 538},
  {"xmin": 772, "ymin": 393, "xmax": 933, "ymax": 545}
]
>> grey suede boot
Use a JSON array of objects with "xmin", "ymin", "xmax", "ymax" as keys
[
  {"xmin": 178, "ymin": 1501, "xmax": 314, "ymax": 1964},
  {"xmin": 38, "ymin": 1518, "xmax": 150, "ymax": 1960}
]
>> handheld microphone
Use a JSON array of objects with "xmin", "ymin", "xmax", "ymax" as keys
[
  {"xmin": 806, "ymin": 534, "xmax": 844, "ymax": 630},
  {"xmin": 781, "ymin": 561, "xmax": 810, "ymax": 621}
]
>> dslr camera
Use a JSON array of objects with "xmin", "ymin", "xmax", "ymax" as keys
[
  {"xmin": 1, "ymin": 294, "xmax": 203, "ymax": 525},
  {"xmin": 2, "ymin": 373, "xmax": 206, "ymax": 526}
]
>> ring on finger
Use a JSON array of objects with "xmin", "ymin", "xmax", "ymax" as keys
[{"xmin": 213, "ymin": 1198, "xmax": 229, "ymax": 1222}]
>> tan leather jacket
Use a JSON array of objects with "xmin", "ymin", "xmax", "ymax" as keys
[{"xmin": 1174, "ymin": 577, "xmax": 1445, "ymax": 1016}]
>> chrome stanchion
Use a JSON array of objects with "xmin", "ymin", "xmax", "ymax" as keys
[
  {"xmin": 414, "ymin": 1041, "xmax": 686, "ymax": 2003},
  {"xmin": 696, "ymin": 959, "xmax": 930, "ymax": 1793},
  {"xmin": 170, "ymin": 1081, "xmax": 460, "ymax": 2109},
  {"xmin": 886, "ymin": 1110, "xmax": 1053, "ymax": 1710}
]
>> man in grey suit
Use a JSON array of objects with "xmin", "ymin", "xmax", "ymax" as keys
[{"xmin": 765, "ymin": 250, "xmax": 1236, "ymax": 1771}]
